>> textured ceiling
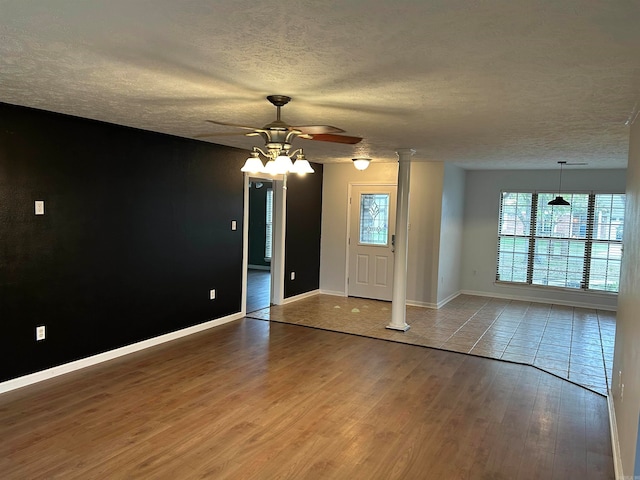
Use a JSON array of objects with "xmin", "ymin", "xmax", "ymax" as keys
[{"xmin": 1, "ymin": 0, "xmax": 639, "ymax": 169}]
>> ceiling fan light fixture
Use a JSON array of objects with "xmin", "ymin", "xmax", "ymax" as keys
[
  {"xmin": 222, "ymin": 96, "xmax": 362, "ymax": 176},
  {"xmin": 240, "ymin": 151, "xmax": 266, "ymax": 173},
  {"xmin": 274, "ymin": 154, "xmax": 294, "ymax": 174},
  {"xmin": 291, "ymin": 150, "xmax": 314, "ymax": 175},
  {"xmin": 263, "ymin": 159, "xmax": 279, "ymax": 175},
  {"xmin": 352, "ymin": 158, "xmax": 371, "ymax": 171}
]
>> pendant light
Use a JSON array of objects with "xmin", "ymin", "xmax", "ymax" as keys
[{"xmin": 548, "ymin": 161, "xmax": 570, "ymax": 206}]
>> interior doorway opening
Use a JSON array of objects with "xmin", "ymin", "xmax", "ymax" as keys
[{"xmin": 246, "ymin": 178, "xmax": 273, "ymax": 313}]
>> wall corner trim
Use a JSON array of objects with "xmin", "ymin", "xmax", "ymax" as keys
[
  {"xmin": 0, "ymin": 313, "xmax": 244, "ymax": 395},
  {"xmin": 608, "ymin": 391, "xmax": 624, "ymax": 479}
]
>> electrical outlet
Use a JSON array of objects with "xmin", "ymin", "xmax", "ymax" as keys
[
  {"xmin": 231, "ymin": 220, "xmax": 237, "ymax": 231},
  {"xmin": 36, "ymin": 325, "xmax": 46, "ymax": 341},
  {"xmin": 35, "ymin": 200, "xmax": 45, "ymax": 215},
  {"xmin": 290, "ymin": 271, "xmax": 295, "ymax": 280},
  {"xmin": 210, "ymin": 289, "xmax": 216, "ymax": 300}
]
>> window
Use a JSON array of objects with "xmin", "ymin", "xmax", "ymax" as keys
[
  {"xmin": 497, "ymin": 192, "xmax": 625, "ymax": 293},
  {"xmin": 359, "ymin": 193, "xmax": 390, "ymax": 246},
  {"xmin": 265, "ymin": 188, "xmax": 273, "ymax": 260}
]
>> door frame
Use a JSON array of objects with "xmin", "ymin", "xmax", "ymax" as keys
[
  {"xmin": 345, "ymin": 182, "xmax": 397, "ymax": 298},
  {"xmin": 242, "ymin": 173, "xmax": 286, "ymax": 315}
]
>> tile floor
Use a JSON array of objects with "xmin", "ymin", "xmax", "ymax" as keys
[{"xmin": 247, "ymin": 294, "xmax": 616, "ymax": 396}]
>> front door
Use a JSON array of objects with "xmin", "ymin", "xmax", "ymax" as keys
[{"xmin": 348, "ymin": 184, "xmax": 397, "ymax": 301}]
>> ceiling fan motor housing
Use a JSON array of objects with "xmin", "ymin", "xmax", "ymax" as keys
[{"xmin": 266, "ymin": 95, "xmax": 291, "ymax": 107}]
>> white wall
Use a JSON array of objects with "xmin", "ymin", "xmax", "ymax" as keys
[
  {"xmin": 460, "ymin": 168, "xmax": 627, "ymax": 310},
  {"xmin": 437, "ymin": 164, "xmax": 465, "ymax": 305},
  {"xmin": 320, "ymin": 162, "xmax": 398, "ymax": 295},
  {"xmin": 406, "ymin": 162, "xmax": 444, "ymax": 307},
  {"xmin": 321, "ymin": 161, "xmax": 454, "ymax": 306},
  {"xmin": 613, "ymin": 119, "xmax": 640, "ymax": 477}
]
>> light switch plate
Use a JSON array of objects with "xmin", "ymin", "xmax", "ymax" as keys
[
  {"xmin": 36, "ymin": 325, "xmax": 46, "ymax": 341},
  {"xmin": 231, "ymin": 220, "xmax": 237, "ymax": 231},
  {"xmin": 35, "ymin": 201, "xmax": 45, "ymax": 215}
]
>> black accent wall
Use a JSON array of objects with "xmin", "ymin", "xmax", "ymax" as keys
[
  {"xmin": 0, "ymin": 102, "xmax": 247, "ymax": 382},
  {"xmin": 284, "ymin": 166, "xmax": 323, "ymax": 297}
]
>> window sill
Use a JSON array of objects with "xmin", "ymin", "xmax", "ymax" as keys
[{"xmin": 494, "ymin": 281, "xmax": 618, "ymax": 297}]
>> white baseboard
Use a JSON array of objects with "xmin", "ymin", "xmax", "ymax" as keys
[
  {"xmin": 607, "ymin": 391, "xmax": 625, "ymax": 480},
  {"xmin": 319, "ymin": 289, "xmax": 347, "ymax": 297},
  {"xmin": 405, "ymin": 292, "xmax": 459, "ymax": 310},
  {"xmin": 0, "ymin": 312, "xmax": 244, "ymax": 395},
  {"xmin": 406, "ymin": 299, "xmax": 437, "ymax": 309},
  {"xmin": 282, "ymin": 289, "xmax": 320, "ymax": 304},
  {"xmin": 460, "ymin": 289, "xmax": 617, "ymax": 311},
  {"xmin": 437, "ymin": 291, "xmax": 461, "ymax": 309}
]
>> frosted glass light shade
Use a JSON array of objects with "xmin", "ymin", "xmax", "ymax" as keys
[
  {"xmin": 274, "ymin": 154, "xmax": 294, "ymax": 174},
  {"xmin": 263, "ymin": 160, "xmax": 279, "ymax": 175},
  {"xmin": 291, "ymin": 159, "xmax": 314, "ymax": 174},
  {"xmin": 352, "ymin": 158, "xmax": 370, "ymax": 170},
  {"xmin": 240, "ymin": 156, "xmax": 265, "ymax": 173}
]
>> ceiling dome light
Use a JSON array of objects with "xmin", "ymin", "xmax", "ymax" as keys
[{"xmin": 352, "ymin": 158, "xmax": 371, "ymax": 171}]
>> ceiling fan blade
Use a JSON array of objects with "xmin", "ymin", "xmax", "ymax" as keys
[
  {"xmin": 291, "ymin": 125, "xmax": 345, "ymax": 135},
  {"xmin": 194, "ymin": 131, "xmax": 254, "ymax": 139},
  {"xmin": 301, "ymin": 133, "xmax": 363, "ymax": 144},
  {"xmin": 206, "ymin": 119, "xmax": 260, "ymax": 131}
]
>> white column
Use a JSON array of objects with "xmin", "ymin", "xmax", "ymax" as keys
[
  {"xmin": 387, "ymin": 148, "xmax": 415, "ymax": 331},
  {"xmin": 270, "ymin": 175, "xmax": 287, "ymax": 305}
]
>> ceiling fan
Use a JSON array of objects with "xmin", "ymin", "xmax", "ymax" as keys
[
  {"xmin": 196, "ymin": 95, "xmax": 362, "ymax": 175},
  {"xmin": 196, "ymin": 95, "xmax": 362, "ymax": 152}
]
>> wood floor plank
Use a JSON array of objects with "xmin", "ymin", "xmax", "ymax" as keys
[{"xmin": 0, "ymin": 318, "xmax": 614, "ymax": 479}]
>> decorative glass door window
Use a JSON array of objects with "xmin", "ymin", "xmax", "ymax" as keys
[{"xmin": 359, "ymin": 193, "xmax": 390, "ymax": 245}]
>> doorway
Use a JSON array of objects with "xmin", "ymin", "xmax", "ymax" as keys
[
  {"xmin": 348, "ymin": 184, "xmax": 397, "ymax": 301},
  {"xmin": 246, "ymin": 179, "xmax": 273, "ymax": 313}
]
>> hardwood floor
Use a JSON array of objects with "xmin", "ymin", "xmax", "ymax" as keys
[
  {"xmin": 246, "ymin": 268, "xmax": 270, "ymax": 313},
  {"xmin": 0, "ymin": 319, "xmax": 613, "ymax": 479}
]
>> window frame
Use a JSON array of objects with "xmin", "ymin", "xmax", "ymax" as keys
[
  {"xmin": 496, "ymin": 191, "xmax": 625, "ymax": 294},
  {"xmin": 264, "ymin": 187, "xmax": 273, "ymax": 261}
]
